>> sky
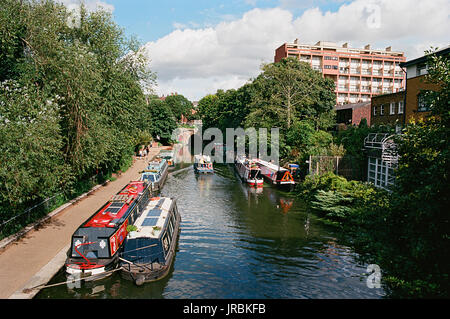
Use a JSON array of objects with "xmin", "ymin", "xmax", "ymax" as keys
[{"xmin": 60, "ymin": 0, "xmax": 449, "ymax": 101}]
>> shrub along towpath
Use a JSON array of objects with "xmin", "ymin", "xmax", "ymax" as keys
[{"xmin": 0, "ymin": 147, "xmax": 164, "ymax": 299}]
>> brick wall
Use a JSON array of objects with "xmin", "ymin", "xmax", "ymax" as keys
[
  {"xmin": 352, "ymin": 104, "xmax": 371, "ymax": 126},
  {"xmin": 405, "ymin": 75, "xmax": 437, "ymax": 123},
  {"xmin": 371, "ymin": 91, "xmax": 405, "ymax": 126}
]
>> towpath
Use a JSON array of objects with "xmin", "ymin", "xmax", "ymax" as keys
[{"xmin": 0, "ymin": 147, "xmax": 164, "ymax": 298}]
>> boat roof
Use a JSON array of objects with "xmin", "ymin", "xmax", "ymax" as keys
[
  {"xmin": 147, "ymin": 158, "xmax": 166, "ymax": 169},
  {"xmin": 237, "ymin": 156, "xmax": 260, "ymax": 167},
  {"xmin": 255, "ymin": 158, "xmax": 288, "ymax": 172},
  {"xmin": 159, "ymin": 150, "xmax": 174, "ymax": 156},
  {"xmin": 127, "ymin": 197, "xmax": 174, "ymax": 239},
  {"xmin": 83, "ymin": 181, "xmax": 147, "ymax": 228}
]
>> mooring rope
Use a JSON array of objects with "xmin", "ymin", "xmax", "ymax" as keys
[{"xmin": 23, "ymin": 268, "xmax": 121, "ymax": 292}]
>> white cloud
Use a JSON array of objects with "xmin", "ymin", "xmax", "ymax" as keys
[{"xmin": 143, "ymin": 0, "xmax": 450, "ymax": 101}]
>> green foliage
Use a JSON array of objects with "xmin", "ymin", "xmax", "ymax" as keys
[
  {"xmin": 148, "ymin": 98, "xmax": 177, "ymax": 144},
  {"xmin": 0, "ymin": 80, "xmax": 68, "ymax": 206},
  {"xmin": 127, "ymin": 225, "xmax": 138, "ymax": 232},
  {"xmin": 197, "ymin": 58, "xmax": 336, "ymax": 163},
  {"xmin": 246, "ymin": 57, "xmax": 336, "ymax": 131},
  {"xmin": 164, "ymin": 94, "xmax": 193, "ymax": 121},
  {"xmin": 0, "ymin": 0, "xmax": 164, "ymax": 236}
]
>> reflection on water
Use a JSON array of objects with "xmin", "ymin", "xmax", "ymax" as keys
[{"xmin": 36, "ymin": 164, "xmax": 385, "ymax": 299}]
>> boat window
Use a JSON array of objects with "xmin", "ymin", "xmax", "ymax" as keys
[
  {"xmin": 168, "ymin": 218, "xmax": 174, "ymax": 238},
  {"xmin": 162, "ymin": 232, "xmax": 171, "ymax": 254}
]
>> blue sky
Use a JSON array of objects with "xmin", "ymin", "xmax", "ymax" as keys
[
  {"xmin": 108, "ymin": 0, "xmax": 352, "ymax": 44},
  {"xmin": 62, "ymin": 0, "xmax": 449, "ymax": 100}
]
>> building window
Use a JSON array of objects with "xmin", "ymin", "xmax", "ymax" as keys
[
  {"xmin": 398, "ymin": 101, "xmax": 404, "ymax": 114},
  {"xmin": 416, "ymin": 63, "xmax": 427, "ymax": 77},
  {"xmin": 390, "ymin": 102, "xmax": 395, "ymax": 115},
  {"xmin": 373, "ymin": 106, "xmax": 377, "ymax": 116},
  {"xmin": 417, "ymin": 91, "xmax": 432, "ymax": 112},
  {"xmin": 380, "ymin": 104, "xmax": 384, "ymax": 115}
]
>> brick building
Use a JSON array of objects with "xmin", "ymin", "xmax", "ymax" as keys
[
  {"xmin": 336, "ymin": 101, "xmax": 371, "ymax": 126},
  {"xmin": 275, "ymin": 39, "xmax": 406, "ymax": 105},
  {"xmin": 400, "ymin": 46, "xmax": 449, "ymax": 123},
  {"xmin": 370, "ymin": 91, "xmax": 405, "ymax": 127}
]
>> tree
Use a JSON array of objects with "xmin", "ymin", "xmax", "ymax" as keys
[
  {"xmin": 148, "ymin": 99, "xmax": 177, "ymax": 144},
  {"xmin": 164, "ymin": 94, "xmax": 193, "ymax": 121},
  {"xmin": 0, "ymin": 80, "xmax": 68, "ymax": 206},
  {"xmin": 246, "ymin": 58, "xmax": 336, "ymax": 131},
  {"xmin": 0, "ymin": 0, "xmax": 156, "ymax": 228}
]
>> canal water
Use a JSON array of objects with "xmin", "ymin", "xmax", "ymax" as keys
[{"xmin": 36, "ymin": 164, "xmax": 385, "ymax": 299}]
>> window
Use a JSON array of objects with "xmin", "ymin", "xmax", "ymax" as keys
[
  {"xmin": 373, "ymin": 106, "xmax": 377, "ymax": 116},
  {"xmin": 380, "ymin": 104, "xmax": 384, "ymax": 115},
  {"xmin": 416, "ymin": 63, "xmax": 427, "ymax": 77},
  {"xmin": 417, "ymin": 91, "xmax": 432, "ymax": 112},
  {"xmin": 398, "ymin": 101, "xmax": 404, "ymax": 114},
  {"xmin": 390, "ymin": 102, "xmax": 395, "ymax": 115}
]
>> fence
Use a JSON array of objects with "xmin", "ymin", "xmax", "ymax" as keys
[
  {"xmin": 308, "ymin": 155, "xmax": 365, "ymax": 181},
  {"xmin": 0, "ymin": 174, "xmax": 101, "ymax": 241}
]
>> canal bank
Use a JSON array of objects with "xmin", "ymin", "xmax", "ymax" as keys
[{"xmin": 0, "ymin": 147, "xmax": 164, "ymax": 299}]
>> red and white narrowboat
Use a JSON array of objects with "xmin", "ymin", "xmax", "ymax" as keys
[
  {"xmin": 235, "ymin": 156, "xmax": 263, "ymax": 188},
  {"xmin": 65, "ymin": 181, "xmax": 152, "ymax": 280},
  {"xmin": 254, "ymin": 158, "xmax": 296, "ymax": 189}
]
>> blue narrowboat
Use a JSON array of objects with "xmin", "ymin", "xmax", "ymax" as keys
[
  {"xmin": 119, "ymin": 197, "xmax": 181, "ymax": 285},
  {"xmin": 140, "ymin": 158, "xmax": 169, "ymax": 191}
]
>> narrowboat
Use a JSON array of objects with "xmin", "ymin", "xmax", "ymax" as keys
[
  {"xmin": 254, "ymin": 158, "xmax": 295, "ymax": 188},
  {"xmin": 157, "ymin": 149, "xmax": 175, "ymax": 167},
  {"xmin": 120, "ymin": 197, "xmax": 181, "ymax": 285},
  {"xmin": 140, "ymin": 158, "xmax": 169, "ymax": 191},
  {"xmin": 193, "ymin": 154, "xmax": 214, "ymax": 173},
  {"xmin": 65, "ymin": 181, "xmax": 151, "ymax": 280},
  {"xmin": 235, "ymin": 155, "xmax": 263, "ymax": 188}
]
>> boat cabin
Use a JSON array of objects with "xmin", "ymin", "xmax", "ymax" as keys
[{"xmin": 140, "ymin": 159, "xmax": 169, "ymax": 189}]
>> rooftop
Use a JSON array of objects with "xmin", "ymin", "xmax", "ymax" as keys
[
  {"xmin": 400, "ymin": 45, "xmax": 450, "ymax": 67},
  {"xmin": 283, "ymin": 39, "xmax": 405, "ymax": 57},
  {"xmin": 128, "ymin": 197, "xmax": 174, "ymax": 239}
]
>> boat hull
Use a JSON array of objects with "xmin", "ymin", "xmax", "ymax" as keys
[
  {"xmin": 193, "ymin": 164, "xmax": 214, "ymax": 173},
  {"xmin": 235, "ymin": 159, "xmax": 263, "ymax": 188}
]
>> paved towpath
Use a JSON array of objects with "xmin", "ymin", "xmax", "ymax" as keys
[{"xmin": 0, "ymin": 147, "xmax": 163, "ymax": 298}]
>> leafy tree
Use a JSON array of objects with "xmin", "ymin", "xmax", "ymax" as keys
[
  {"xmin": 197, "ymin": 93, "xmax": 220, "ymax": 129},
  {"xmin": 246, "ymin": 57, "xmax": 336, "ymax": 131},
  {"xmin": 164, "ymin": 94, "xmax": 193, "ymax": 121},
  {"xmin": 148, "ymin": 99, "xmax": 177, "ymax": 144},
  {"xmin": 0, "ymin": 80, "xmax": 68, "ymax": 206},
  {"xmin": 0, "ymin": 0, "xmax": 157, "ymax": 232}
]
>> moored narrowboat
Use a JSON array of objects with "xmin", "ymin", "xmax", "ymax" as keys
[
  {"xmin": 254, "ymin": 158, "xmax": 295, "ymax": 189},
  {"xmin": 120, "ymin": 197, "xmax": 181, "ymax": 285},
  {"xmin": 140, "ymin": 158, "xmax": 169, "ymax": 191},
  {"xmin": 193, "ymin": 154, "xmax": 214, "ymax": 173},
  {"xmin": 235, "ymin": 155, "xmax": 263, "ymax": 188},
  {"xmin": 157, "ymin": 149, "xmax": 175, "ymax": 167},
  {"xmin": 65, "ymin": 181, "xmax": 151, "ymax": 280}
]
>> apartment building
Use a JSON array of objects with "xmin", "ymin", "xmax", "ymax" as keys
[{"xmin": 274, "ymin": 39, "xmax": 406, "ymax": 105}]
